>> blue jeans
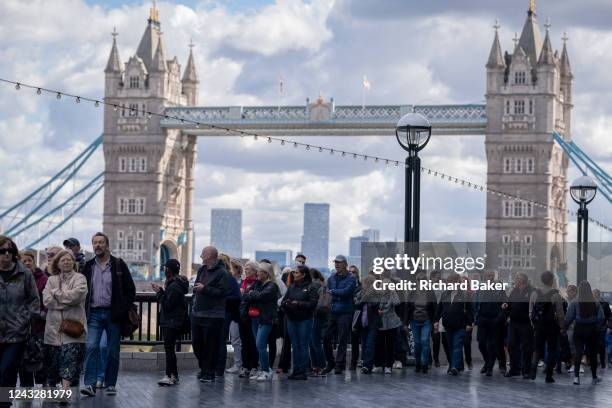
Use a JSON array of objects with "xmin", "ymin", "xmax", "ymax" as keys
[
  {"xmin": 83, "ymin": 308, "xmax": 121, "ymax": 387},
  {"xmin": 251, "ymin": 318, "xmax": 273, "ymax": 372},
  {"xmin": 309, "ymin": 316, "xmax": 326, "ymax": 369},
  {"xmin": 97, "ymin": 330, "xmax": 108, "ymax": 383},
  {"xmin": 360, "ymin": 325, "xmax": 378, "ymax": 370},
  {"xmin": 286, "ymin": 318, "xmax": 312, "ymax": 375},
  {"xmin": 446, "ymin": 328, "xmax": 466, "ymax": 370},
  {"xmin": 411, "ymin": 320, "xmax": 432, "ymax": 367}
]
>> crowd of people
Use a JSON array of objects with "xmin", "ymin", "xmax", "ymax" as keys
[{"xmin": 0, "ymin": 232, "xmax": 611, "ymax": 407}]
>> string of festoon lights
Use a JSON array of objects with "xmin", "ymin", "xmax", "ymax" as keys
[{"xmin": 2, "ymin": 77, "xmax": 611, "ymax": 233}]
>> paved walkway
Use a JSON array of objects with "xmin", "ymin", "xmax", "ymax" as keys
[{"xmin": 16, "ymin": 365, "xmax": 611, "ymax": 408}]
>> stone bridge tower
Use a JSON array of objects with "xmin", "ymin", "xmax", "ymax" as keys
[
  {"xmin": 102, "ymin": 3, "xmax": 198, "ymax": 277},
  {"xmin": 485, "ymin": 1, "xmax": 572, "ymax": 284}
]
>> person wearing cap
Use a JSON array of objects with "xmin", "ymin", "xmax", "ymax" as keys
[
  {"xmin": 152, "ymin": 259, "xmax": 189, "ymax": 386},
  {"xmin": 63, "ymin": 238, "xmax": 86, "ymax": 274},
  {"xmin": 322, "ymin": 255, "xmax": 357, "ymax": 375}
]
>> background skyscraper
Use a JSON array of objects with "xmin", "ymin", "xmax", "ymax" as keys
[
  {"xmin": 254, "ymin": 249, "xmax": 293, "ymax": 268},
  {"xmin": 301, "ymin": 203, "xmax": 330, "ymax": 271},
  {"xmin": 210, "ymin": 208, "xmax": 242, "ymax": 258},
  {"xmin": 348, "ymin": 235, "xmax": 368, "ymax": 268},
  {"xmin": 362, "ymin": 228, "xmax": 380, "ymax": 243}
]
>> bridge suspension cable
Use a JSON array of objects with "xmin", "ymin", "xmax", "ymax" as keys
[{"xmin": 1, "ymin": 78, "xmax": 610, "ymax": 236}]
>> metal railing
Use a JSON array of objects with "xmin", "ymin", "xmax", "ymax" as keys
[{"xmin": 120, "ymin": 292, "xmax": 194, "ymax": 349}]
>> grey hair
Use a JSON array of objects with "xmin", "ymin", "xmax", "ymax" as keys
[{"xmin": 244, "ymin": 260, "xmax": 260, "ymax": 272}]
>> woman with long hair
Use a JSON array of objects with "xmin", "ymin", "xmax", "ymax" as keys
[
  {"xmin": 281, "ymin": 265, "xmax": 318, "ymax": 380},
  {"xmin": 241, "ymin": 263, "xmax": 280, "ymax": 381},
  {"xmin": 42, "ymin": 250, "xmax": 88, "ymax": 395},
  {"xmin": 565, "ymin": 281, "xmax": 604, "ymax": 385}
]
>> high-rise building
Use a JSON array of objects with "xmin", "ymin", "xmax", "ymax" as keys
[
  {"xmin": 348, "ymin": 235, "xmax": 368, "ymax": 268},
  {"xmin": 301, "ymin": 203, "xmax": 330, "ymax": 270},
  {"xmin": 255, "ymin": 250, "xmax": 293, "ymax": 269},
  {"xmin": 362, "ymin": 228, "xmax": 380, "ymax": 243},
  {"xmin": 210, "ymin": 209, "xmax": 242, "ymax": 258}
]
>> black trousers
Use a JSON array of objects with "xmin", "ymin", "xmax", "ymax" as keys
[
  {"xmin": 477, "ymin": 321, "xmax": 501, "ymax": 371},
  {"xmin": 323, "ymin": 313, "xmax": 352, "ymax": 369},
  {"xmin": 278, "ymin": 316, "xmax": 291, "ymax": 372},
  {"xmin": 463, "ymin": 328, "xmax": 473, "ymax": 367},
  {"xmin": 0, "ymin": 342, "xmax": 25, "ymax": 408},
  {"xmin": 351, "ymin": 327, "xmax": 361, "ymax": 367},
  {"xmin": 597, "ymin": 330, "xmax": 607, "ymax": 368},
  {"xmin": 239, "ymin": 319, "xmax": 259, "ymax": 370},
  {"xmin": 574, "ymin": 324, "xmax": 598, "ymax": 379},
  {"xmin": 192, "ymin": 317, "xmax": 224, "ymax": 378},
  {"xmin": 498, "ymin": 321, "xmax": 507, "ymax": 369},
  {"xmin": 163, "ymin": 327, "xmax": 180, "ymax": 378},
  {"xmin": 508, "ymin": 321, "xmax": 533, "ymax": 375},
  {"xmin": 531, "ymin": 325, "xmax": 559, "ymax": 379},
  {"xmin": 374, "ymin": 329, "xmax": 396, "ymax": 368}
]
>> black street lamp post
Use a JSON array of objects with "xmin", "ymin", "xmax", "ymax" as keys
[
  {"xmin": 569, "ymin": 176, "xmax": 597, "ymax": 284},
  {"xmin": 395, "ymin": 113, "xmax": 431, "ymax": 259}
]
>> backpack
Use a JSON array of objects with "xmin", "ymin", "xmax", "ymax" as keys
[{"xmin": 531, "ymin": 289, "xmax": 558, "ymax": 327}]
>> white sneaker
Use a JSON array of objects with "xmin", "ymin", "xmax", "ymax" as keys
[
  {"xmin": 372, "ymin": 367, "xmax": 383, "ymax": 373},
  {"xmin": 580, "ymin": 367, "xmax": 585, "ymax": 373},
  {"xmin": 392, "ymin": 361, "xmax": 403, "ymax": 369},
  {"xmin": 171, "ymin": 375, "xmax": 179, "ymax": 384},
  {"xmin": 538, "ymin": 361, "xmax": 544, "ymax": 368},
  {"xmin": 567, "ymin": 365, "xmax": 574, "ymax": 373},
  {"xmin": 256, "ymin": 371, "xmax": 273, "ymax": 381},
  {"xmin": 573, "ymin": 377, "xmax": 580, "ymax": 385},
  {"xmin": 158, "ymin": 375, "xmax": 174, "ymax": 386},
  {"xmin": 226, "ymin": 365, "xmax": 240, "ymax": 374},
  {"xmin": 384, "ymin": 367, "xmax": 392, "ymax": 374},
  {"xmin": 249, "ymin": 370, "xmax": 261, "ymax": 380}
]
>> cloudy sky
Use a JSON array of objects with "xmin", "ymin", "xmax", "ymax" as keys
[{"xmin": 0, "ymin": 0, "xmax": 610, "ymax": 264}]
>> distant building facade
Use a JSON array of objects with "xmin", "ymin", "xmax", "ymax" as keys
[
  {"xmin": 301, "ymin": 203, "xmax": 330, "ymax": 270},
  {"xmin": 211, "ymin": 209, "xmax": 242, "ymax": 258}
]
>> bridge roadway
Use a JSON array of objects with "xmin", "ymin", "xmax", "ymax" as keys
[{"xmin": 36, "ymin": 366, "xmax": 612, "ymax": 408}]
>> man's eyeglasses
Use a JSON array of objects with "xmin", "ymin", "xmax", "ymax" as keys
[{"xmin": 0, "ymin": 248, "xmax": 13, "ymax": 255}]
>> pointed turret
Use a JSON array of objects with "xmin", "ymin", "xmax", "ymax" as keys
[
  {"xmin": 182, "ymin": 44, "xmax": 198, "ymax": 83},
  {"xmin": 538, "ymin": 25, "xmax": 554, "ymax": 65},
  {"xmin": 136, "ymin": 2, "xmax": 161, "ymax": 69},
  {"xmin": 518, "ymin": 1, "xmax": 542, "ymax": 67},
  {"xmin": 151, "ymin": 34, "xmax": 168, "ymax": 72},
  {"xmin": 560, "ymin": 34, "xmax": 572, "ymax": 78},
  {"xmin": 487, "ymin": 25, "xmax": 505, "ymax": 68},
  {"xmin": 181, "ymin": 41, "xmax": 199, "ymax": 106},
  {"xmin": 105, "ymin": 28, "xmax": 122, "ymax": 73}
]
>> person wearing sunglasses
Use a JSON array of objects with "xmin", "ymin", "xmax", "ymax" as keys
[
  {"xmin": 44, "ymin": 246, "xmax": 62, "ymax": 277},
  {"xmin": 0, "ymin": 236, "xmax": 40, "ymax": 407}
]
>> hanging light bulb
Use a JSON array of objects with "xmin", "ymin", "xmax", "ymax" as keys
[
  {"xmin": 281, "ymin": 140, "xmax": 285, "ymax": 145},
  {"xmin": 94, "ymin": 100, "xmax": 100, "ymax": 107},
  {"xmin": 318, "ymin": 147, "xmax": 322, "ymax": 152},
  {"xmin": 267, "ymin": 137, "xmax": 272, "ymax": 143},
  {"xmin": 56, "ymin": 92, "xmax": 62, "ymax": 100},
  {"xmin": 113, "ymin": 104, "xmax": 118, "ymax": 111},
  {"xmin": 294, "ymin": 142, "xmax": 298, "ymax": 148},
  {"xmin": 36, "ymin": 88, "xmax": 42, "ymax": 95},
  {"xmin": 306, "ymin": 145, "xmax": 310, "ymax": 150},
  {"xmin": 75, "ymin": 97, "xmax": 80, "ymax": 103},
  {"xmin": 15, "ymin": 83, "xmax": 20, "ymax": 90}
]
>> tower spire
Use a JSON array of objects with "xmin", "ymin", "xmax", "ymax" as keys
[
  {"xmin": 538, "ymin": 20, "xmax": 554, "ymax": 65},
  {"xmin": 486, "ymin": 19, "xmax": 505, "ymax": 68},
  {"xmin": 149, "ymin": 0, "xmax": 160, "ymax": 23},
  {"xmin": 529, "ymin": 0, "xmax": 536, "ymax": 16},
  {"xmin": 182, "ymin": 39, "xmax": 199, "ymax": 83},
  {"xmin": 151, "ymin": 31, "xmax": 167, "ymax": 72},
  {"xmin": 105, "ymin": 27, "xmax": 122, "ymax": 73},
  {"xmin": 560, "ymin": 32, "xmax": 572, "ymax": 78},
  {"xmin": 518, "ymin": 0, "xmax": 542, "ymax": 67}
]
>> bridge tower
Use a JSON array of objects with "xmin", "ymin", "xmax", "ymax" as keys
[
  {"xmin": 102, "ymin": 3, "xmax": 198, "ymax": 277},
  {"xmin": 485, "ymin": 1, "xmax": 572, "ymax": 282}
]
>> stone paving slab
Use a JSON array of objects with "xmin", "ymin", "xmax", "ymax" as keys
[{"xmin": 14, "ymin": 365, "xmax": 610, "ymax": 408}]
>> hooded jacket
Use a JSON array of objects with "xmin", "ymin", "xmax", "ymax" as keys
[
  {"xmin": 0, "ymin": 261, "xmax": 40, "ymax": 343},
  {"xmin": 157, "ymin": 275, "xmax": 189, "ymax": 329},
  {"xmin": 192, "ymin": 259, "xmax": 231, "ymax": 319}
]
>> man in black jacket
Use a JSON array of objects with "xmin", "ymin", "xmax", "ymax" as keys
[
  {"xmin": 192, "ymin": 246, "xmax": 231, "ymax": 383},
  {"xmin": 502, "ymin": 272, "xmax": 536, "ymax": 378},
  {"xmin": 81, "ymin": 232, "xmax": 136, "ymax": 397},
  {"xmin": 434, "ymin": 273, "xmax": 474, "ymax": 376},
  {"xmin": 475, "ymin": 271, "xmax": 507, "ymax": 376}
]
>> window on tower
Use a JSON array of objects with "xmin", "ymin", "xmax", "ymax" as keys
[
  {"xmin": 129, "ymin": 76, "xmax": 140, "ymax": 88},
  {"xmin": 513, "ymin": 100, "xmax": 525, "ymax": 115},
  {"xmin": 503, "ymin": 157, "xmax": 513, "ymax": 173},
  {"xmin": 514, "ymin": 71, "xmax": 526, "ymax": 85},
  {"xmin": 529, "ymin": 99, "xmax": 534, "ymax": 115},
  {"xmin": 526, "ymin": 157, "xmax": 535, "ymax": 173},
  {"xmin": 119, "ymin": 157, "xmax": 127, "ymax": 172}
]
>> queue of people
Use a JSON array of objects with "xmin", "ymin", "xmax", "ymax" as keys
[{"xmin": 1, "ymin": 230, "xmax": 611, "ymax": 408}]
